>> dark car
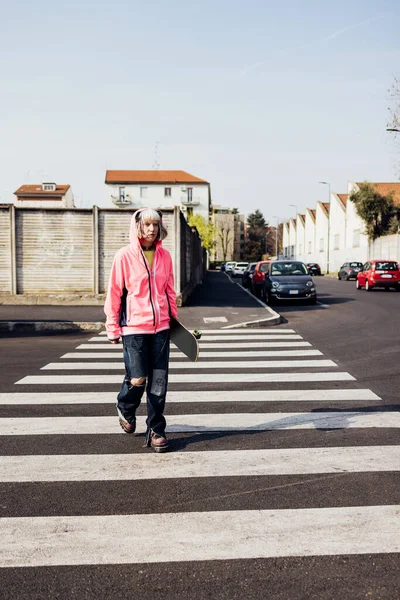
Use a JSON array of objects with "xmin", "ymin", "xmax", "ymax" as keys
[
  {"xmin": 338, "ymin": 262, "xmax": 363, "ymax": 280},
  {"xmin": 306, "ymin": 263, "xmax": 321, "ymax": 276},
  {"xmin": 242, "ymin": 262, "xmax": 257, "ymax": 288},
  {"xmin": 264, "ymin": 260, "xmax": 317, "ymax": 304},
  {"xmin": 220, "ymin": 263, "xmax": 226, "ymax": 272}
]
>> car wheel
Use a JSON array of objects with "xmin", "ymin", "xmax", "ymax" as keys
[
  {"xmin": 356, "ymin": 279, "xmax": 362, "ymax": 290},
  {"xmin": 365, "ymin": 280, "xmax": 372, "ymax": 291},
  {"xmin": 338, "ymin": 274, "xmax": 341, "ymax": 280}
]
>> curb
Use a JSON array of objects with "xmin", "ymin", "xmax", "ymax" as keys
[
  {"xmin": 221, "ymin": 281, "xmax": 281, "ymax": 328},
  {"xmin": 0, "ymin": 321, "xmax": 105, "ymax": 333}
]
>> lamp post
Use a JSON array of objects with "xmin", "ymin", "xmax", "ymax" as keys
[
  {"xmin": 272, "ymin": 215, "xmax": 279, "ymax": 258},
  {"xmin": 319, "ymin": 181, "xmax": 331, "ymax": 273},
  {"xmin": 289, "ymin": 204, "xmax": 297, "ymax": 258}
]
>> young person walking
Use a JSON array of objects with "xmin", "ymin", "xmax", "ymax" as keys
[{"xmin": 104, "ymin": 208, "xmax": 178, "ymax": 453}]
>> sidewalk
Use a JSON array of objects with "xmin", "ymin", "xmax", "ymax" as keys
[{"xmin": 0, "ymin": 271, "xmax": 281, "ymax": 332}]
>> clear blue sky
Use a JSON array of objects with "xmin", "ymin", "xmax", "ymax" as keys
[{"xmin": 1, "ymin": 0, "xmax": 399, "ymax": 222}]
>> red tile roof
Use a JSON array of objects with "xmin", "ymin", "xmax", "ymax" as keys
[
  {"xmin": 14, "ymin": 184, "xmax": 70, "ymax": 196},
  {"xmin": 299, "ymin": 214, "xmax": 305, "ymax": 225},
  {"xmin": 310, "ymin": 209, "xmax": 316, "ymax": 219},
  {"xmin": 105, "ymin": 170, "xmax": 208, "ymax": 184},
  {"xmin": 356, "ymin": 182, "xmax": 400, "ymax": 206},
  {"xmin": 337, "ymin": 193, "xmax": 347, "ymax": 206}
]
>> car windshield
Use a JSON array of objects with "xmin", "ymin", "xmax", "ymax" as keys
[
  {"xmin": 375, "ymin": 262, "xmax": 398, "ymax": 271},
  {"xmin": 236, "ymin": 263, "xmax": 248, "ymax": 268},
  {"xmin": 271, "ymin": 262, "xmax": 308, "ymax": 276},
  {"xmin": 349, "ymin": 262, "xmax": 362, "ymax": 267}
]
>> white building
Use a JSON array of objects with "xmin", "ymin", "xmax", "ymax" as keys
[
  {"xmin": 14, "ymin": 183, "xmax": 74, "ymax": 208},
  {"xmin": 104, "ymin": 170, "xmax": 211, "ymax": 221},
  {"xmin": 281, "ymin": 181, "xmax": 400, "ymax": 272}
]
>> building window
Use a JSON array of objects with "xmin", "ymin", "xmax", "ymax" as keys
[
  {"xmin": 299, "ymin": 244, "xmax": 302, "ymax": 255},
  {"xmin": 308, "ymin": 241, "xmax": 312, "ymax": 253},
  {"xmin": 119, "ymin": 186, "xmax": 125, "ymax": 201},
  {"xmin": 319, "ymin": 238, "xmax": 324, "ymax": 252},
  {"xmin": 187, "ymin": 188, "xmax": 193, "ymax": 202},
  {"xmin": 334, "ymin": 234, "xmax": 339, "ymax": 250},
  {"xmin": 164, "ymin": 187, "xmax": 171, "ymax": 197},
  {"xmin": 353, "ymin": 229, "xmax": 360, "ymax": 247},
  {"xmin": 140, "ymin": 187, "xmax": 147, "ymax": 198}
]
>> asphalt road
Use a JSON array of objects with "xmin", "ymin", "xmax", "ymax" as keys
[{"xmin": 0, "ymin": 274, "xmax": 399, "ymax": 599}]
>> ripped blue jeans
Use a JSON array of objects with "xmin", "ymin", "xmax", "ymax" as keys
[{"xmin": 117, "ymin": 330, "xmax": 170, "ymax": 436}]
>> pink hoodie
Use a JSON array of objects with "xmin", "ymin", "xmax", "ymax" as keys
[{"xmin": 104, "ymin": 209, "xmax": 178, "ymax": 340}]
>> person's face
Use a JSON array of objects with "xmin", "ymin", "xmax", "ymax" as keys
[{"xmin": 141, "ymin": 219, "xmax": 159, "ymax": 246}]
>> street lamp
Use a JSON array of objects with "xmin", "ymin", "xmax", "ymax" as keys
[
  {"xmin": 272, "ymin": 215, "xmax": 279, "ymax": 258},
  {"xmin": 289, "ymin": 204, "xmax": 297, "ymax": 258},
  {"xmin": 319, "ymin": 181, "xmax": 331, "ymax": 273}
]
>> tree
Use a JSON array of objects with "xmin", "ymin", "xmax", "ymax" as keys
[
  {"xmin": 244, "ymin": 209, "xmax": 268, "ymax": 260},
  {"xmin": 387, "ymin": 77, "xmax": 400, "ymax": 132},
  {"xmin": 188, "ymin": 214, "xmax": 216, "ymax": 252},
  {"xmin": 349, "ymin": 182, "xmax": 395, "ymax": 241},
  {"xmin": 216, "ymin": 214, "xmax": 233, "ymax": 261}
]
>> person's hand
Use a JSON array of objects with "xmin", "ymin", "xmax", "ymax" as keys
[{"xmin": 110, "ymin": 338, "xmax": 120, "ymax": 344}]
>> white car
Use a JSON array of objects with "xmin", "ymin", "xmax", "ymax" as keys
[
  {"xmin": 232, "ymin": 262, "xmax": 249, "ymax": 277},
  {"xmin": 225, "ymin": 262, "xmax": 236, "ymax": 274}
]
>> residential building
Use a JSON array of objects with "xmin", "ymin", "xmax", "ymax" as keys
[
  {"xmin": 104, "ymin": 170, "xmax": 211, "ymax": 220},
  {"xmin": 211, "ymin": 205, "xmax": 245, "ymax": 262},
  {"xmin": 14, "ymin": 183, "xmax": 74, "ymax": 208},
  {"xmin": 281, "ymin": 181, "xmax": 400, "ymax": 272}
]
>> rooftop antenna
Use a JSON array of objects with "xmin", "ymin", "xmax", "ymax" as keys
[{"xmin": 152, "ymin": 141, "xmax": 160, "ymax": 170}]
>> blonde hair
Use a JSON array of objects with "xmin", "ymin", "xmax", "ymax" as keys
[{"xmin": 135, "ymin": 208, "xmax": 168, "ymax": 241}]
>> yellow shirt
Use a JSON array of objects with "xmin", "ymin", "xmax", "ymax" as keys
[{"xmin": 143, "ymin": 248, "xmax": 155, "ymax": 269}]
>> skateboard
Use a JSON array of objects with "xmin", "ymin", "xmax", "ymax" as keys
[{"xmin": 169, "ymin": 316, "xmax": 201, "ymax": 362}]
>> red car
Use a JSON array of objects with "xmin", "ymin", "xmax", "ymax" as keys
[
  {"xmin": 356, "ymin": 260, "xmax": 400, "ymax": 291},
  {"xmin": 251, "ymin": 261, "xmax": 270, "ymax": 299}
]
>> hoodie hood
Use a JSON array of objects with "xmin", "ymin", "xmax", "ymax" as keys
[{"xmin": 129, "ymin": 207, "xmax": 163, "ymax": 251}]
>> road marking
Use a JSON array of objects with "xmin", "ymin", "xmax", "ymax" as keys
[
  {"xmin": 61, "ymin": 350, "xmax": 323, "ymax": 359},
  {"xmin": 1, "ymin": 505, "xmax": 399, "ymax": 567},
  {"xmin": 41, "ymin": 360, "xmax": 337, "ymax": 370},
  {"xmin": 88, "ymin": 334, "xmax": 303, "ymax": 342},
  {"xmin": 1, "ymin": 446, "xmax": 398, "ymax": 482},
  {"xmin": 15, "ymin": 372, "xmax": 355, "ymax": 385},
  {"xmin": 203, "ymin": 317, "xmax": 228, "ymax": 323},
  {"xmin": 0, "ymin": 389, "xmax": 380, "ymax": 404},
  {"xmin": 98, "ymin": 329, "xmax": 298, "ymax": 335},
  {"xmin": 0, "ymin": 411, "xmax": 395, "ymax": 435},
  {"xmin": 76, "ymin": 341, "xmax": 312, "ymax": 350}
]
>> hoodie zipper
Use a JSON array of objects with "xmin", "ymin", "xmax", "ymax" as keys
[{"xmin": 140, "ymin": 248, "xmax": 156, "ymax": 326}]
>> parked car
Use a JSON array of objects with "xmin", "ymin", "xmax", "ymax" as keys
[
  {"xmin": 306, "ymin": 263, "xmax": 321, "ymax": 276},
  {"xmin": 264, "ymin": 260, "xmax": 317, "ymax": 304},
  {"xmin": 251, "ymin": 261, "xmax": 271, "ymax": 298},
  {"xmin": 242, "ymin": 262, "xmax": 257, "ymax": 288},
  {"xmin": 232, "ymin": 262, "xmax": 249, "ymax": 277},
  {"xmin": 225, "ymin": 261, "xmax": 236, "ymax": 274},
  {"xmin": 338, "ymin": 262, "xmax": 363, "ymax": 280},
  {"xmin": 356, "ymin": 260, "xmax": 400, "ymax": 291}
]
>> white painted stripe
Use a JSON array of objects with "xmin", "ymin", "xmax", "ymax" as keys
[
  {"xmin": 88, "ymin": 334, "xmax": 303, "ymax": 341},
  {"xmin": 15, "ymin": 372, "xmax": 355, "ymax": 385},
  {"xmin": 98, "ymin": 329, "xmax": 297, "ymax": 335},
  {"xmin": 61, "ymin": 350, "xmax": 323, "ymax": 359},
  {"xmin": 1, "ymin": 505, "xmax": 399, "ymax": 567},
  {"xmin": 41, "ymin": 360, "xmax": 337, "ymax": 370},
  {"xmin": 0, "ymin": 411, "xmax": 396, "ymax": 435},
  {"xmin": 0, "ymin": 389, "xmax": 381, "ymax": 405},
  {"xmin": 1, "ymin": 446, "xmax": 398, "ymax": 482},
  {"xmin": 77, "ymin": 341, "xmax": 312, "ymax": 350}
]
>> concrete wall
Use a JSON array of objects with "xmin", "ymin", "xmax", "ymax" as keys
[
  {"xmin": 329, "ymin": 193, "xmax": 347, "ymax": 272},
  {"xmin": 0, "ymin": 205, "xmax": 204, "ymax": 306},
  {"xmin": 315, "ymin": 202, "xmax": 329, "ymax": 272}
]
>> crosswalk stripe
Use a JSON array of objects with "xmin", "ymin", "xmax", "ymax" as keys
[
  {"xmin": 88, "ymin": 334, "xmax": 303, "ymax": 341},
  {"xmin": 98, "ymin": 329, "xmax": 298, "ymax": 335},
  {"xmin": 1, "ymin": 446, "xmax": 398, "ymax": 482},
  {"xmin": 77, "ymin": 341, "xmax": 312, "ymax": 349},
  {"xmin": 15, "ymin": 372, "xmax": 355, "ymax": 385},
  {"xmin": 0, "ymin": 411, "xmax": 397, "ymax": 435},
  {"xmin": 41, "ymin": 359, "xmax": 337, "ymax": 370},
  {"xmin": 61, "ymin": 349, "xmax": 323, "ymax": 359},
  {"xmin": 2, "ymin": 505, "xmax": 399, "ymax": 567},
  {"xmin": 0, "ymin": 389, "xmax": 381, "ymax": 404}
]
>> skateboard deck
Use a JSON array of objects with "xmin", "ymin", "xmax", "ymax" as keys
[{"xmin": 170, "ymin": 317, "xmax": 201, "ymax": 362}]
